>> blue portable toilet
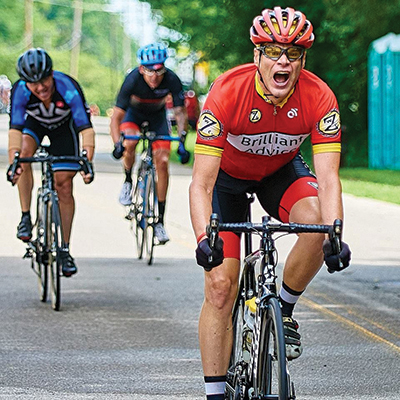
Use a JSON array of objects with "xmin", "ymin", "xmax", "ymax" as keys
[{"xmin": 368, "ymin": 33, "xmax": 400, "ymax": 169}]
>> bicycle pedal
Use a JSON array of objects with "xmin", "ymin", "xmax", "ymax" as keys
[
  {"xmin": 125, "ymin": 213, "xmax": 134, "ymax": 221},
  {"xmin": 23, "ymin": 249, "xmax": 33, "ymax": 259}
]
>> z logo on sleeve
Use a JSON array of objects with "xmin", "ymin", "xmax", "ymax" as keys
[
  {"xmin": 198, "ymin": 111, "xmax": 223, "ymax": 140},
  {"xmin": 317, "ymin": 109, "xmax": 340, "ymax": 137}
]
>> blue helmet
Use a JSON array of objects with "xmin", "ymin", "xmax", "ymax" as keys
[{"xmin": 137, "ymin": 43, "xmax": 168, "ymax": 66}]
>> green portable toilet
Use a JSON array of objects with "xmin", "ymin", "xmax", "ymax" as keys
[{"xmin": 368, "ymin": 33, "xmax": 400, "ymax": 169}]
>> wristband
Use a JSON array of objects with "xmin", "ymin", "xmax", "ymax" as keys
[{"xmin": 196, "ymin": 232, "xmax": 207, "ymax": 244}]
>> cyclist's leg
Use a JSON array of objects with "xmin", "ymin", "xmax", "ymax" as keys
[
  {"xmin": 53, "ymin": 170, "xmax": 79, "ymax": 276},
  {"xmin": 46, "ymin": 121, "xmax": 80, "ymax": 245},
  {"xmin": 257, "ymin": 153, "xmax": 322, "ymax": 359},
  {"xmin": 200, "ymin": 258, "xmax": 240, "ymax": 377},
  {"xmin": 119, "ymin": 112, "xmax": 139, "ymax": 205},
  {"xmin": 120, "ymin": 121, "xmax": 139, "ymax": 172},
  {"xmin": 53, "ymin": 170, "xmax": 77, "ymax": 245},
  {"xmin": 150, "ymin": 113, "xmax": 171, "ymax": 215},
  {"xmin": 18, "ymin": 134, "xmax": 38, "ymax": 209},
  {"xmin": 199, "ymin": 171, "xmax": 250, "ymax": 395},
  {"xmin": 152, "ymin": 144, "xmax": 170, "ymax": 243},
  {"xmin": 150, "ymin": 114, "xmax": 171, "ymax": 242},
  {"xmin": 16, "ymin": 125, "xmax": 42, "ymax": 240},
  {"xmin": 153, "ymin": 145, "xmax": 170, "ymax": 203}
]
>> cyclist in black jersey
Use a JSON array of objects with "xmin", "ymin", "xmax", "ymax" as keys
[
  {"xmin": 7, "ymin": 48, "xmax": 95, "ymax": 277},
  {"xmin": 110, "ymin": 43, "xmax": 189, "ymax": 245}
]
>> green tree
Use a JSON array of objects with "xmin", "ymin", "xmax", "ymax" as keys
[{"xmin": 0, "ymin": 0, "xmax": 136, "ymax": 114}]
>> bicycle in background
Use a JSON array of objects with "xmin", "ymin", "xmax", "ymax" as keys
[
  {"xmin": 121, "ymin": 122, "xmax": 181, "ymax": 265},
  {"xmin": 208, "ymin": 195, "xmax": 344, "ymax": 400},
  {"xmin": 7, "ymin": 146, "xmax": 94, "ymax": 311}
]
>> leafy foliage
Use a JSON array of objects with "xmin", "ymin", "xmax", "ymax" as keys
[{"xmin": 0, "ymin": 0, "xmax": 135, "ymax": 114}]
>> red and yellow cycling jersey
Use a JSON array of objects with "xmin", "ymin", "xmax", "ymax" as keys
[{"xmin": 195, "ymin": 64, "xmax": 341, "ymax": 181}]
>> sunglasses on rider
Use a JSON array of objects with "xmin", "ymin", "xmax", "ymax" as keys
[
  {"xmin": 258, "ymin": 45, "xmax": 305, "ymax": 62},
  {"xmin": 141, "ymin": 66, "xmax": 166, "ymax": 76}
]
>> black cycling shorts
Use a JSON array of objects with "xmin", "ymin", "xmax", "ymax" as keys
[
  {"xmin": 23, "ymin": 116, "xmax": 80, "ymax": 172},
  {"xmin": 212, "ymin": 153, "xmax": 318, "ymax": 259}
]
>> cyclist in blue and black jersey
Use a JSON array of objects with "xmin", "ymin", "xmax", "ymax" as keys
[
  {"xmin": 110, "ymin": 42, "xmax": 189, "ymax": 245},
  {"xmin": 7, "ymin": 48, "xmax": 95, "ymax": 277}
]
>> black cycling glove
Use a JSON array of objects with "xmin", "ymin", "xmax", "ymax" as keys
[
  {"xmin": 323, "ymin": 239, "xmax": 351, "ymax": 273},
  {"xmin": 177, "ymin": 142, "xmax": 190, "ymax": 164},
  {"xmin": 196, "ymin": 237, "xmax": 224, "ymax": 271},
  {"xmin": 112, "ymin": 141, "xmax": 125, "ymax": 160}
]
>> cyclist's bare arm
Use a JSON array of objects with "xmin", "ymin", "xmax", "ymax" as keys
[
  {"xmin": 173, "ymin": 105, "xmax": 188, "ymax": 137},
  {"xmin": 109, "ymin": 106, "xmax": 126, "ymax": 144},
  {"xmin": 189, "ymin": 153, "xmax": 221, "ymax": 239},
  {"xmin": 313, "ymin": 151, "xmax": 344, "ymax": 225}
]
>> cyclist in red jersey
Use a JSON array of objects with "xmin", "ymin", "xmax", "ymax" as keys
[{"xmin": 189, "ymin": 7, "xmax": 351, "ymax": 399}]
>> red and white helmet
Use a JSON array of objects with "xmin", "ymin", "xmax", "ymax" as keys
[{"xmin": 250, "ymin": 7, "xmax": 314, "ymax": 49}]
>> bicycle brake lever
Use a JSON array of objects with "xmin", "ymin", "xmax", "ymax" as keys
[
  {"xmin": 7, "ymin": 152, "xmax": 21, "ymax": 185},
  {"xmin": 207, "ymin": 213, "xmax": 220, "ymax": 263},
  {"xmin": 329, "ymin": 219, "xmax": 343, "ymax": 271}
]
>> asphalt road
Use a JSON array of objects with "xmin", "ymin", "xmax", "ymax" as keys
[{"xmin": 0, "ymin": 115, "xmax": 399, "ymax": 400}]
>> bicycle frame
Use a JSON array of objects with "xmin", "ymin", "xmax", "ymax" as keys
[
  {"xmin": 10, "ymin": 146, "xmax": 93, "ymax": 310},
  {"xmin": 210, "ymin": 204, "xmax": 342, "ymax": 400},
  {"xmin": 123, "ymin": 123, "xmax": 180, "ymax": 264}
]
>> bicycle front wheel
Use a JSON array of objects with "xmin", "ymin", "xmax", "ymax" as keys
[
  {"xmin": 34, "ymin": 189, "xmax": 48, "ymax": 302},
  {"xmin": 143, "ymin": 171, "xmax": 157, "ymax": 265},
  {"xmin": 225, "ymin": 296, "xmax": 248, "ymax": 400},
  {"xmin": 48, "ymin": 197, "xmax": 63, "ymax": 311},
  {"xmin": 253, "ymin": 296, "xmax": 290, "ymax": 400},
  {"xmin": 132, "ymin": 175, "xmax": 145, "ymax": 259}
]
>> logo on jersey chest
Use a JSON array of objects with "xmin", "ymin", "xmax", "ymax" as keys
[
  {"xmin": 287, "ymin": 108, "xmax": 298, "ymax": 118},
  {"xmin": 227, "ymin": 131, "xmax": 308, "ymax": 156},
  {"xmin": 26, "ymin": 102, "xmax": 71, "ymax": 128},
  {"xmin": 249, "ymin": 109, "xmax": 262, "ymax": 123}
]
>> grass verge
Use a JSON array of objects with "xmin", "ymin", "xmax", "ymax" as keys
[{"xmin": 340, "ymin": 168, "xmax": 400, "ymax": 205}]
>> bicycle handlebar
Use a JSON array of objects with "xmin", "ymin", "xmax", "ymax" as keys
[
  {"xmin": 7, "ymin": 150, "xmax": 94, "ymax": 184},
  {"xmin": 207, "ymin": 213, "xmax": 343, "ymax": 271},
  {"xmin": 123, "ymin": 133, "xmax": 181, "ymax": 142}
]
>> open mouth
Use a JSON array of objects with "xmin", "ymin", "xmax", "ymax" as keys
[{"xmin": 274, "ymin": 72, "xmax": 290, "ymax": 84}]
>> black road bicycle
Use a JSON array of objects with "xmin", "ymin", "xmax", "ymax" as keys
[
  {"xmin": 123, "ymin": 122, "xmax": 180, "ymax": 265},
  {"xmin": 207, "ymin": 195, "xmax": 343, "ymax": 400},
  {"xmin": 8, "ymin": 146, "xmax": 93, "ymax": 311}
]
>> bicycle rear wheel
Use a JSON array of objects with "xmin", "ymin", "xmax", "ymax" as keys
[
  {"xmin": 48, "ymin": 197, "xmax": 63, "ymax": 311},
  {"xmin": 143, "ymin": 171, "xmax": 157, "ymax": 265},
  {"xmin": 225, "ymin": 296, "xmax": 248, "ymax": 400},
  {"xmin": 132, "ymin": 175, "xmax": 145, "ymax": 259},
  {"xmin": 33, "ymin": 189, "xmax": 48, "ymax": 302},
  {"xmin": 253, "ymin": 296, "xmax": 290, "ymax": 400}
]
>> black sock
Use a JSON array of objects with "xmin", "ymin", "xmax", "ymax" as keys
[
  {"xmin": 158, "ymin": 201, "xmax": 166, "ymax": 224},
  {"xmin": 124, "ymin": 169, "xmax": 132, "ymax": 183},
  {"xmin": 22, "ymin": 211, "xmax": 31, "ymax": 219},
  {"xmin": 279, "ymin": 281, "xmax": 304, "ymax": 317},
  {"xmin": 204, "ymin": 375, "xmax": 226, "ymax": 399}
]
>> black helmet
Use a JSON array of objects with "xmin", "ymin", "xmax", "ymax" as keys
[{"xmin": 16, "ymin": 48, "xmax": 53, "ymax": 83}]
